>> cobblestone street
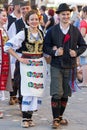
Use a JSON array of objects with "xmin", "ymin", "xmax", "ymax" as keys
[{"xmin": 0, "ymin": 73, "xmax": 87, "ymax": 130}]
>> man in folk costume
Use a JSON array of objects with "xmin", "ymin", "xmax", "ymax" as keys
[
  {"xmin": 7, "ymin": 1, "xmax": 31, "ymax": 106},
  {"xmin": 43, "ymin": 3, "xmax": 87, "ymax": 129},
  {"xmin": 0, "ymin": 8, "xmax": 12, "ymax": 118}
]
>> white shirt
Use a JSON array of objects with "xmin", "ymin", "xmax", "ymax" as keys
[
  {"xmin": 7, "ymin": 18, "xmax": 27, "ymax": 39},
  {"xmin": 4, "ymin": 30, "xmax": 25, "ymax": 52}
]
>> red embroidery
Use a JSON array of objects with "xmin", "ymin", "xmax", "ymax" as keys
[{"xmin": 51, "ymin": 102, "xmax": 58, "ymax": 107}]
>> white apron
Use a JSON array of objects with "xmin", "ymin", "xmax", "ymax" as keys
[{"xmin": 20, "ymin": 57, "xmax": 47, "ymax": 97}]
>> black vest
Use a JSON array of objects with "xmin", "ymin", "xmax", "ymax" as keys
[
  {"xmin": 15, "ymin": 18, "xmax": 26, "ymax": 53},
  {"xmin": 7, "ymin": 15, "xmax": 16, "ymax": 30},
  {"xmin": 15, "ymin": 18, "xmax": 25, "ymax": 34}
]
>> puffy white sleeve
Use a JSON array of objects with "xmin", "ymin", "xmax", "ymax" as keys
[
  {"xmin": 7, "ymin": 22, "xmax": 16, "ymax": 39},
  {"xmin": 4, "ymin": 30, "xmax": 25, "ymax": 52}
]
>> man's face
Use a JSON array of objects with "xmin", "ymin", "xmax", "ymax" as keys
[
  {"xmin": 20, "ymin": 5, "xmax": 31, "ymax": 18},
  {"xmin": 58, "ymin": 11, "xmax": 71, "ymax": 24}
]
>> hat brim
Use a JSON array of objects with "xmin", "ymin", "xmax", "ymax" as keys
[{"xmin": 56, "ymin": 9, "xmax": 73, "ymax": 14}]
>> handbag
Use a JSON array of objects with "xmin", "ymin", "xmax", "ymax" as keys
[{"xmin": 81, "ymin": 34, "xmax": 87, "ymax": 57}]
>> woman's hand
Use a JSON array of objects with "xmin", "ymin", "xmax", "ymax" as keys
[
  {"xmin": 18, "ymin": 57, "xmax": 29, "ymax": 64},
  {"xmin": 57, "ymin": 47, "xmax": 64, "ymax": 56}
]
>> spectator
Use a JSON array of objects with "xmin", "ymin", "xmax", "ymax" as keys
[
  {"xmin": 45, "ymin": 9, "xmax": 55, "ymax": 31},
  {"xmin": 39, "ymin": 5, "xmax": 48, "ymax": 30},
  {"xmin": 70, "ymin": 4, "xmax": 80, "ymax": 26},
  {"xmin": 79, "ymin": 6, "xmax": 87, "ymax": 87}
]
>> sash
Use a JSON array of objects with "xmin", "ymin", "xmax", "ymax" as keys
[
  {"xmin": 0, "ymin": 30, "xmax": 10, "ymax": 90},
  {"xmin": 69, "ymin": 68, "xmax": 81, "ymax": 92}
]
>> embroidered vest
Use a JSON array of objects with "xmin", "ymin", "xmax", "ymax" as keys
[{"xmin": 16, "ymin": 28, "xmax": 44, "ymax": 54}]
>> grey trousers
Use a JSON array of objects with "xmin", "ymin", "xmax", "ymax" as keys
[{"xmin": 50, "ymin": 66, "xmax": 72, "ymax": 99}]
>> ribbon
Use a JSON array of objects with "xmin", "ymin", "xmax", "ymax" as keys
[
  {"xmin": 0, "ymin": 30, "xmax": 10, "ymax": 90},
  {"xmin": 69, "ymin": 68, "xmax": 81, "ymax": 92}
]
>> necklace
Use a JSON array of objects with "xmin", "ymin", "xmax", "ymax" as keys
[
  {"xmin": 29, "ymin": 27, "xmax": 38, "ymax": 33},
  {"xmin": 28, "ymin": 27, "xmax": 43, "ymax": 43}
]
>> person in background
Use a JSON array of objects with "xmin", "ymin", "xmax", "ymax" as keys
[
  {"xmin": 7, "ymin": 1, "xmax": 31, "ymax": 106},
  {"xmin": 44, "ymin": 9, "xmax": 55, "ymax": 73},
  {"xmin": 0, "ymin": 8, "xmax": 12, "ymax": 119},
  {"xmin": 79, "ymin": 6, "xmax": 87, "ymax": 87},
  {"xmin": 7, "ymin": 0, "xmax": 22, "ymax": 105},
  {"xmin": 70, "ymin": 4, "xmax": 80, "ymax": 26},
  {"xmin": 43, "ymin": 3, "xmax": 86, "ymax": 129},
  {"xmin": 7, "ymin": 0, "xmax": 21, "ymax": 31},
  {"xmin": 4, "ymin": 10, "xmax": 47, "ymax": 128},
  {"xmin": 3, "ymin": 2, "xmax": 14, "ymax": 16},
  {"xmin": 45, "ymin": 8, "xmax": 55, "ymax": 31},
  {"xmin": 39, "ymin": 5, "xmax": 48, "ymax": 31}
]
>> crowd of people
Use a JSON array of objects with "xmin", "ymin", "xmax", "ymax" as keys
[{"xmin": 0, "ymin": 0, "xmax": 87, "ymax": 129}]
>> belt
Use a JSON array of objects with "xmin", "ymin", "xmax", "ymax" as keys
[{"xmin": 22, "ymin": 53, "xmax": 43, "ymax": 59}]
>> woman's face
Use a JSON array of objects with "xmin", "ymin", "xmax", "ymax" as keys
[
  {"xmin": 27, "ymin": 13, "xmax": 39, "ymax": 28},
  {"xmin": 0, "ymin": 10, "xmax": 7, "ymax": 25}
]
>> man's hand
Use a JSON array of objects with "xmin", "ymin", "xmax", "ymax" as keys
[{"xmin": 69, "ymin": 49, "xmax": 77, "ymax": 57}]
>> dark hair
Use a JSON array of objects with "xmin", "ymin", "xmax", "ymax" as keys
[
  {"xmin": 25, "ymin": 9, "xmax": 38, "ymax": 25},
  {"xmin": 82, "ymin": 6, "xmax": 87, "ymax": 13},
  {"xmin": 20, "ymin": 1, "xmax": 30, "ymax": 7},
  {"xmin": 40, "ymin": 5, "xmax": 46, "ymax": 11},
  {"xmin": 31, "ymin": 5, "xmax": 38, "ymax": 11},
  {"xmin": 48, "ymin": 9, "xmax": 54, "ymax": 16}
]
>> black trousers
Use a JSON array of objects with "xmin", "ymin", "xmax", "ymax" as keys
[{"xmin": 10, "ymin": 60, "xmax": 22, "ymax": 104}]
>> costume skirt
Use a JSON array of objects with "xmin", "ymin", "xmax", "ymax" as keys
[
  {"xmin": 20, "ymin": 57, "xmax": 47, "ymax": 97},
  {"xmin": 22, "ymin": 96, "xmax": 42, "ymax": 111}
]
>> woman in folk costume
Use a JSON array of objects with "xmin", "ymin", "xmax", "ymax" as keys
[
  {"xmin": 4, "ymin": 10, "xmax": 47, "ymax": 128},
  {"xmin": 0, "ymin": 8, "xmax": 12, "ymax": 118}
]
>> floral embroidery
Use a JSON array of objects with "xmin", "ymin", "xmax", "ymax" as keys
[
  {"xmin": 28, "ymin": 82, "xmax": 43, "ymax": 89},
  {"xmin": 27, "ymin": 60, "xmax": 43, "ymax": 66},
  {"xmin": 27, "ymin": 71, "xmax": 43, "ymax": 78}
]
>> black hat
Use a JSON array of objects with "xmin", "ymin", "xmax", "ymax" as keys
[
  {"xmin": 20, "ymin": 1, "xmax": 30, "ymax": 7},
  {"xmin": 56, "ymin": 3, "xmax": 72, "ymax": 14}
]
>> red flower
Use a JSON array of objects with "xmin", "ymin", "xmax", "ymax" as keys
[{"xmin": 63, "ymin": 34, "xmax": 70, "ymax": 44}]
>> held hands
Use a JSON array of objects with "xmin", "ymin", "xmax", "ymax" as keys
[
  {"xmin": 58, "ymin": 47, "xmax": 64, "ymax": 56},
  {"xmin": 69, "ymin": 49, "xmax": 77, "ymax": 57},
  {"xmin": 53, "ymin": 46, "xmax": 77, "ymax": 57},
  {"xmin": 53, "ymin": 46, "xmax": 64, "ymax": 56}
]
